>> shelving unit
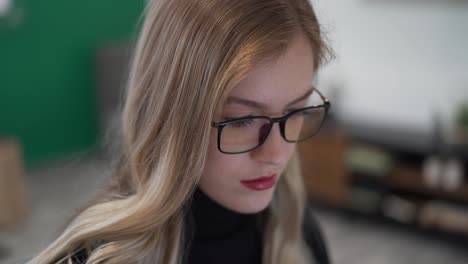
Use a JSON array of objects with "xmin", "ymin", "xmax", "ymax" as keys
[
  {"xmin": 358, "ymin": 166, "xmax": 468, "ymax": 203},
  {"xmin": 299, "ymin": 120, "xmax": 468, "ymax": 243}
]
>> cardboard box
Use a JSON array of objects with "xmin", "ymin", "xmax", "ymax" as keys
[{"xmin": 0, "ymin": 138, "xmax": 28, "ymax": 228}]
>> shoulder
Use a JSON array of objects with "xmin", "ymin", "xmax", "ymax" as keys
[{"xmin": 303, "ymin": 206, "xmax": 331, "ymax": 264}]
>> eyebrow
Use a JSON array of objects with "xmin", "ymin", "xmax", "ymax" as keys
[{"xmin": 225, "ymin": 87, "xmax": 315, "ymax": 110}]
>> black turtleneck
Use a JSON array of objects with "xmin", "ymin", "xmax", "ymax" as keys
[{"xmin": 184, "ymin": 188, "xmax": 263, "ymax": 264}]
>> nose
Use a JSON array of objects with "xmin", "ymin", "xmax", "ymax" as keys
[{"xmin": 250, "ymin": 122, "xmax": 291, "ymax": 165}]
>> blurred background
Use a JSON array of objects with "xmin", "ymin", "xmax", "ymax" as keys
[{"xmin": 0, "ymin": 0, "xmax": 467, "ymax": 263}]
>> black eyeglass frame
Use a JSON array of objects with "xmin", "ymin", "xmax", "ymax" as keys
[{"xmin": 211, "ymin": 88, "xmax": 331, "ymax": 154}]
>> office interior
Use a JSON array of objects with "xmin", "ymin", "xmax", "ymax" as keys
[{"xmin": 1, "ymin": 1, "xmax": 467, "ymax": 263}]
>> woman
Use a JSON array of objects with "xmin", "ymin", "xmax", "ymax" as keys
[{"xmin": 29, "ymin": 0, "xmax": 332, "ymax": 263}]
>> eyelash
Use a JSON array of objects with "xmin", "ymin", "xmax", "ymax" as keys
[{"xmin": 229, "ymin": 119, "xmax": 256, "ymax": 128}]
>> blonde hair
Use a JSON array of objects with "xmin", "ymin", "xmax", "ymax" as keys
[{"xmin": 29, "ymin": 0, "xmax": 331, "ymax": 263}]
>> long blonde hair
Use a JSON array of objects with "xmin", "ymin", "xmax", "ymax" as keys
[{"xmin": 29, "ymin": 0, "xmax": 330, "ymax": 263}]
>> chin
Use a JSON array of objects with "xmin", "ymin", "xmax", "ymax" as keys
[{"xmin": 232, "ymin": 188, "xmax": 275, "ymax": 214}]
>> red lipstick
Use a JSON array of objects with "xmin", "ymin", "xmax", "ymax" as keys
[{"xmin": 241, "ymin": 175, "xmax": 277, "ymax": 191}]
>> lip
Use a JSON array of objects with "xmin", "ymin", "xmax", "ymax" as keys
[{"xmin": 240, "ymin": 174, "xmax": 277, "ymax": 191}]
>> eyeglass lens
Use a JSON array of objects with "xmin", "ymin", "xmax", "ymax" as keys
[{"xmin": 219, "ymin": 107, "xmax": 325, "ymax": 153}]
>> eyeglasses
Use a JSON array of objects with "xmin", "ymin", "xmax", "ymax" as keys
[{"xmin": 211, "ymin": 88, "xmax": 330, "ymax": 154}]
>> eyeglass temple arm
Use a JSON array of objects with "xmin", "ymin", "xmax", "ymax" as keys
[{"xmin": 313, "ymin": 87, "xmax": 330, "ymax": 104}]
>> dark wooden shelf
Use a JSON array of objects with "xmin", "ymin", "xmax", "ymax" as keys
[
  {"xmin": 304, "ymin": 122, "xmax": 468, "ymax": 242},
  {"xmin": 351, "ymin": 167, "xmax": 468, "ymax": 204},
  {"xmin": 340, "ymin": 120, "xmax": 468, "ymax": 161},
  {"xmin": 387, "ymin": 166, "xmax": 468, "ymax": 203}
]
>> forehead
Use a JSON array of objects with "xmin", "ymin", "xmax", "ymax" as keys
[{"xmin": 225, "ymin": 34, "xmax": 316, "ymax": 111}]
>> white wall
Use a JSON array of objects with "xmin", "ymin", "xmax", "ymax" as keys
[{"xmin": 313, "ymin": 1, "xmax": 468, "ymax": 132}]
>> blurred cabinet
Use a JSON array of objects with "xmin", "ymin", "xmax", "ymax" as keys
[
  {"xmin": 298, "ymin": 129, "xmax": 349, "ymax": 207},
  {"xmin": 298, "ymin": 122, "xmax": 468, "ymax": 242}
]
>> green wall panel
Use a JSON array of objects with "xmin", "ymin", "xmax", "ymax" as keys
[{"xmin": 0, "ymin": 0, "xmax": 144, "ymax": 166}]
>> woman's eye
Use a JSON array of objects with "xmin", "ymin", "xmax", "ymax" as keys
[
  {"xmin": 285, "ymin": 108, "xmax": 300, "ymax": 115},
  {"xmin": 229, "ymin": 119, "xmax": 255, "ymax": 128}
]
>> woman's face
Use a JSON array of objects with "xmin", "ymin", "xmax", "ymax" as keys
[{"xmin": 199, "ymin": 34, "xmax": 316, "ymax": 214}]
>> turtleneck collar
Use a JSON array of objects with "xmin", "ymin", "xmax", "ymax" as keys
[
  {"xmin": 189, "ymin": 187, "xmax": 257, "ymax": 241},
  {"xmin": 184, "ymin": 187, "xmax": 263, "ymax": 264}
]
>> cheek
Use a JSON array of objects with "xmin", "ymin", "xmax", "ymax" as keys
[
  {"xmin": 277, "ymin": 143, "xmax": 298, "ymax": 173},
  {"xmin": 278, "ymin": 144, "xmax": 297, "ymax": 173},
  {"xmin": 287, "ymin": 144, "xmax": 297, "ymax": 159},
  {"xmin": 202, "ymin": 131, "xmax": 242, "ymax": 184},
  {"xmin": 199, "ymin": 131, "xmax": 248, "ymax": 204}
]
